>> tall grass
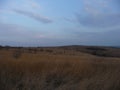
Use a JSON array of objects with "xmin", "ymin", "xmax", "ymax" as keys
[{"xmin": 0, "ymin": 48, "xmax": 120, "ymax": 90}]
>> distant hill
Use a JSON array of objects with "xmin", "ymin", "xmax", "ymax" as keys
[{"xmin": 59, "ymin": 45, "xmax": 120, "ymax": 58}]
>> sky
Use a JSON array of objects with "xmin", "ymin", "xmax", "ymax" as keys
[{"xmin": 0, "ymin": 0, "xmax": 120, "ymax": 46}]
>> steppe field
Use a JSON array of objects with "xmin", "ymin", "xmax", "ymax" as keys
[{"xmin": 0, "ymin": 45, "xmax": 120, "ymax": 90}]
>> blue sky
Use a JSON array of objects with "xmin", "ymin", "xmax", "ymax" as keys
[{"xmin": 0, "ymin": 0, "xmax": 120, "ymax": 46}]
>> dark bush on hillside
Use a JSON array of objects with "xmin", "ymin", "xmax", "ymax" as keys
[
  {"xmin": 91, "ymin": 51, "xmax": 107, "ymax": 57},
  {"xmin": 46, "ymin": 49, "xmax": 53, "ymax": 53},
  {"xmin": 13, "ymin": 50, "xmax": 22, "ymax": 59},
  {"xmin": 5, "ymin": 46, "xmax": 11, "ymax": 50},
  {"xmin": 28, "ymin": 48, "xmax": 32, "ymax": 52},
  {"xmin": 86, "ymin": 47, "xmax": 106, "ymax": 51},
  {"xmin": 33, "ymin": 49, "xmax": 37, "ymax": 54},
  {"xmin": 0, "ymin": 45, "xmax": 3, "ymax": 50},
  {"xmin": 40, "ymin": 48, "xmax": 44, "ymax": 52}
]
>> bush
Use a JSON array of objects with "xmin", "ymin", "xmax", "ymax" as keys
[
  {"xmin": 46, "ymin": 49, "xmax": 53, "ymax": 53},
  {"xmin": 13, "ymin": 50, "xmax": 22, "ymax": 59}
]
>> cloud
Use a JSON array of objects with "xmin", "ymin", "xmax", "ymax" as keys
[
  {"xmin": 64, "ymin": 28, "xmax": 120, "ymax": 46},
  {"xmin": 0, "ymin": 0, "xmax": 52, "ymax": 24},
  {"xmin": 74, "ymin": 0, "xmax": 120, "ymax": 28},
  {"xmin": 63, "ymin": 17, "xmax": 76, "ymax": 23},
  {"xmin": 0, "ymin": 22, "xmax": 57, "ymax": 40},
  {"xmin": 83, "ymin": 0, "xmax": 111, "ymax": 15},
  {"xmin": 76, "ymin": 13, "xmax": 120, "ymax": 28},
  {"xmin": 0, "ymin": 23, "xmax": 70, "ymax": 46},
  {"xmin": 1, "ymin": 0, "xmax": 41, "ymax": 11},
  {"xmin": 20, "ymin": 0, "xmax": 41, "ymax": 10},
  {"xmin": 0, "ymin": 22, "xmax": 120, "ymax": 46},
  {"xmin": 28, "ymin": 0, "xmax": 41, "ymax": 9},
  {"xmin": 0, "ymin": 23, "xmax": 33, "ymax": 38},
  {"xmin": 13, "ymin": 9, "xmax": 52, "ymax": 23},
  {"xmin": 0, "ymin": 23, "xmax": 50, "ymax": 43}
]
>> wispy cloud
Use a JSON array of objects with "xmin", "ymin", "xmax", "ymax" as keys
[
  {"xmin": 0, "ymin": 0, "xmax": 52, "ymax": 24},
  {"xmin": 0, "ymin": 23, "xmax": 48, "ymax": 41},
  {"xmin": 0, "ymin": 23, "xmax": 66, "ymax": 46},
  {"xmin": 83, "ymin": 0, "xmax": 111, "ymax": 15},
  {"xmin": 13, "ymin": 9, "xmax": 53, "ymax": 23},
  {"xmin": 63, "ymin": 17, "xmax": 76, "ymax": 23},
  {"xmin": 76, "ymin": 13, "xmax": 120, "ymax": 28},
  {"xmin": 28, "ymin": 0, "xmax": 41, "ymax": 9},
  {"xmin": 75, "ymin": 0, "xmax": 120, "ymax": 28}
]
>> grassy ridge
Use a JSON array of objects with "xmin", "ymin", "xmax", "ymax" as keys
[{"xmin": 0, "ymin": 47, "xmax": 120, "ymax": 90}]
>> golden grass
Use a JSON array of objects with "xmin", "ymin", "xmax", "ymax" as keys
[{"xmin": 0, "ymin": 48, "xmax": 120, "ymax": 90}]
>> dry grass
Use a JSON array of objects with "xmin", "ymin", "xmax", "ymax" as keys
[{"xmin": 0, "ymin": 47, "xmax": 120, "ymax": 90}]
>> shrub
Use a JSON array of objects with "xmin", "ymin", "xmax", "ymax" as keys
[
  {"xmin": 46, "ymin": 49, "xmax": 53, "ymax": 53},
  {"xmin": 13, "ymin": 50, "xmax": 22, "ymax": 59}
]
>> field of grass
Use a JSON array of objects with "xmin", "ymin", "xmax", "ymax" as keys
[{"xmin": 0, "ymin": 46, "xmax": 120, "ymax": 90}]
